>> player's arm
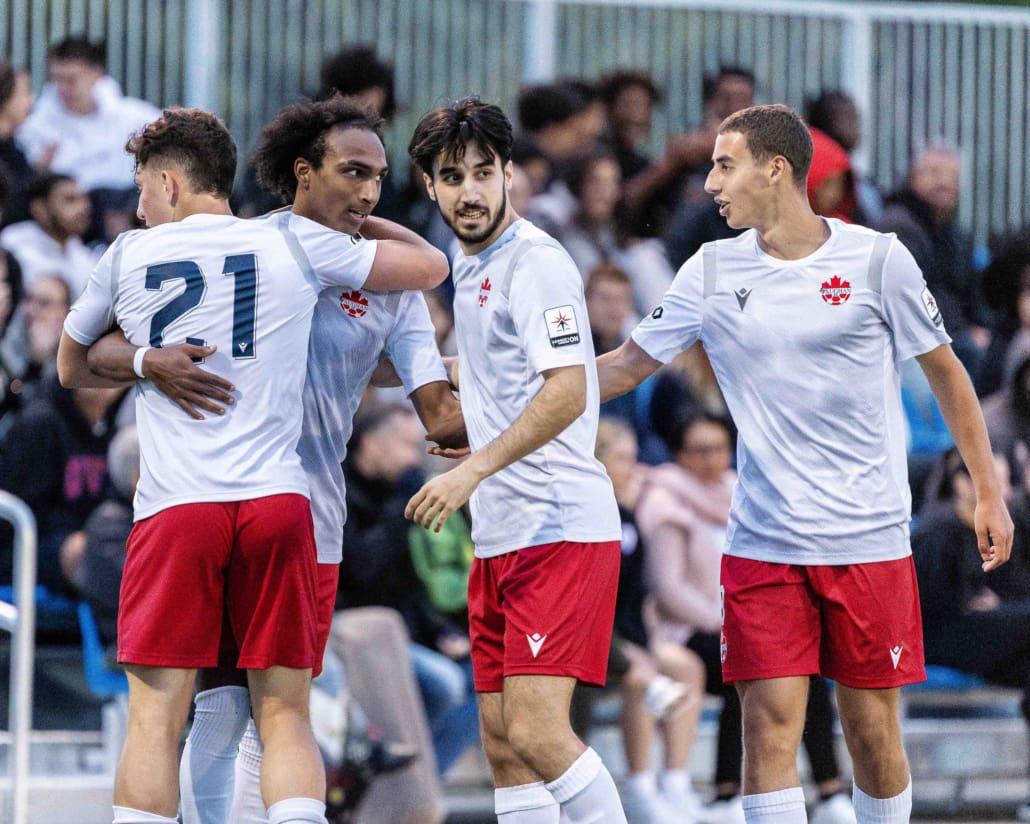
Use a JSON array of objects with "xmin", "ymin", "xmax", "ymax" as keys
[
  {"xmin": 57, "ymin": 331, "xmax": 127, "ymax": 389},
  {"xmin": 597, "ymin": 337, "xmax": 663, "ymax": 402},
  {"xmin": 360, "ymin": 217, "xmax": 449, "ymax": 291},
  {"xmin": 410, "ymin": 380, "xmax": 468, "ymax": 455},
  {"xmin": 406, "ymin": 364, "xmax": 585, "ymax": 531},
  {"xmin": 917, "ymin": 343, "xmax": 1013, "ymax": 570}
]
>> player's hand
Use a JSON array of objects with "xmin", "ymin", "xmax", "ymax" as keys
[
  {"xmin": 405, "ymin": 463, "xmax": 480, "ymax": 532},
  {"xmin": 973, "ymin": 494, "xmax": 1013, "ymax": 572},
  {"xmin": 143, "ymin": 344, "xmax": 236, "ymax": 421},
  {"xmin": 425, "ymin": 408, "xmax": 468, "ymax": 451}
]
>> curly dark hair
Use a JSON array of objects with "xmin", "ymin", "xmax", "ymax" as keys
[
  {"xmin": 125, "ymin": 108, "xmax": 236, "ymax": 198},
  {"xmin": 251, "ymin": 96, "xmax": 384, "ymax": 203},
  {"xmin": 408, "ymin": 96, "xmax": 513, "ymax": 177},
  {"xmin": 318, "ymin": 44, "xmax": 396, "ymax": 119}
]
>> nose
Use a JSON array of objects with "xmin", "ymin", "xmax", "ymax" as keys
[
  {"xmin": 704, "ymin": 168, "xmax": 719, "ymax": 194},
  {"xmin": 358, "ymin": 178, "xmax": 380, "ymax": 204}
]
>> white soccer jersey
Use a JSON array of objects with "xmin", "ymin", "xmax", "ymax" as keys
[
  {"xmin": 451, "ymin": 219, "xmax": 621, "ymax": 558},
  {"xmin": 297, "ymin": 284, "xmax": 447, "ymax": 563},
  {"xmin": 632, "ymin": 219, "xmax": 951, "ymax": 565},
  {"xmin": 64, "ymin": 211, "xmax": 377, "ymax": 520}
]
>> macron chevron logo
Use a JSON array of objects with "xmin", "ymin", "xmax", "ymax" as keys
[
  {"xmin": 527, "ymin": 633, "xmax": 547, "ymax": 658},
  {"xmin": 890, "ymin": 645, "xmax": 903, "ymax": 670}
]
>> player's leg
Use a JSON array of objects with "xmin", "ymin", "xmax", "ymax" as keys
[
  {"xmin": 736, "ymin": 676, "xmax": 810, "ymax": 791},
  {"xmin": 114, "ymin": 664, "xmax": 197, "ymax": 818},
  {"xmin": 653, "ymin": 641, "xmax": 705, "ymax": 816},
  {"xmin": 478, "ymin": 689, "xmax": 559, "ymax": 822},
  {"xmin": 180, "ymin": 659, "xmax": 250, "ymax": 824}
]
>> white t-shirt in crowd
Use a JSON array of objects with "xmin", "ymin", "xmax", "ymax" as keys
[
  {"xmin": 451, "ymin": 218, "xmax": 621, "ymax": 558},
  {"xmin": 632, "ymin": 219, "xmax": 951, "ymax": 565},
  {"xmin": 64, "ymin": 211, "xmax": 377, "ymax": 520}
]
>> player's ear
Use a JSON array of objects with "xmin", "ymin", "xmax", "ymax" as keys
[
  {"xmin": 294, "ymin": 157, "xmax": 311, "ymax": 190},
  {"xmin": 423, "ymin": 172, "xmax": 436, "ymax": 202},
  {"xmin": 503, "ymin": 160, "xmax": 513, "ymax": 191},
  {"xmin": 160, "ymin": 169, "xmax": 179, "ymax": 207},
  {"xmin": 769, "ymin": 155, "xmax": 790, "ymax": 186}
]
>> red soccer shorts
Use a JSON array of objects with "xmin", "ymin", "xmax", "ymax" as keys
[
  {"xmin": 468, "ymin": 540, "xmax": 620, "ymax": 693},
  {"xmin": 118, "ymin": 494, "xmax": 321, "ymax": 671},
  {"xmin": 720, "ymin": 554, "xmax": 925, "ymax": 688}
]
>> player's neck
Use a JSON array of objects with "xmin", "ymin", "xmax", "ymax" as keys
[
  {"xmin": 754, "ymin": 202, "xmax": 830, "ymax": 261},
  {"xmin": 174, "ymin": 193, "xmax": 233, "ymax": 222}
]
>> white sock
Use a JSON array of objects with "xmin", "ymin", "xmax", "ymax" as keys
[
  {"xmin": 626, "ymin": 771, "xmax": 657, "ymax": 795},
  {"xmin": 546, "ymin": 747, "xmax": 627, "ymax": 823},
  {"xmin": 266, "ymin": 797, "xmax": 327, "ymax": 824},
  {"xmin": 495, "ymin": 781, "xmax": 560, "ymax": 822},
  {"xmin": 658, "ymin": 767, "xmax": 690, "ymax": 797},
  {"xmin": 742, "ymin": 787, "xmax": 808, "ymax": 824},
  {"xmin": 229, "ymin": 719, "xmax": 267, "ymax": 823},
  {"xmin": 112, "ymin": 807, "xmax": 179, "ymax": 823},
  {"xmin": 853, "ymin": 781, "xmax": 912, "ymax": 824},
  {"xmin": 180, "ymin": 686, "xmax": 252, "ymax": 824}
]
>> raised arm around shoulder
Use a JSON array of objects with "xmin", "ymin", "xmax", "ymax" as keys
[
  {"xmin": 917, "ymin": 343, "xmax": 1014, "ymax": 570},
  {"xmin": 360, "ymin": 216, "xmax": 449, "ymax": 291},
  {"xmin": 57, "ymin": 331, "xmax": 129, "ymax": 389},
  {"xmin": 597, "ymin": 337, "xmax": 663, "ymax": 402}
]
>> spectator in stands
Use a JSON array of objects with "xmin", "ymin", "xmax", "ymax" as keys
[
  {"xmin": 0, "ymin": 60, "xmax": 36, "ymax": 227},
  {"xmin": 911, "ymin": 447, "xmax": 1030, "ymax": 824},
  {"xmin": 807, "ymin": 127, "xmax": 863, "ymax": 224},
  {"xmin": 638, "ymin": 412, "xmax": 857, "ymax": 824},
  {"xmin": 595, "ymin": 416, "xmax": 706, "ymax": 824},
  {"xmin": 978, "ymin": 228, "xmax": 1030, "ymax": 397},
  {"xmin": 981, "ymin": 335, "xmax": 1030, "ymax": 476},
  {"xmin": 599, "ymin": 69, "xmax": 664, "ymax": 186},
  {"xmin": 16, "ymin": 36, "xmax": 160, "ymax": 241},
  {"xmin": 0, "ymin": 173, "xmax": 99, "ymax": 296},
  {"xmin": 542, "ymin": 150, "xmax": 675, "ymax": 317},
  {"xmin": 805, "ymin": 90, "xmax": 882, "ymax": 224},
  {"xmin": 76, "ymin": 423, "xmax": 138, "ymax": 646},
  {"xmin": 879, "ymin": 145, "xmax": 989, "ymax": 379},
  {"xmin": 0, "ymin": 374, "xmax": 126, "ymax": 595},
  {"xmin": 0, "ymin": 249, "xmax": 24, "ymax": 439},
  {"xmin": 627, "ymin": 66, "xmax": 755, "ymax": 240},
  {"xmin": 0, "ymin": 273, "xmax": 72, "ymax": 416},
  {"xmin": 338, "ymin": 403, "xmax": 480, "ymax": 776}
]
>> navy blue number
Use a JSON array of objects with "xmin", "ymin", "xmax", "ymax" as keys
[
  {"xmin": 224, "ymin": 254, "xmax": 257, "ymax": 360},
  {"xmin": 145, "ymin": 261, "xmax": 205, "ymax": 348}
]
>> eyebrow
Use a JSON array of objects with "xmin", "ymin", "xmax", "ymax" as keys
[
  {"xmin": 437, "ymin": 160, "xmax": 493, "ymax": 176},
  {"xmin": 713, "ymin": 154, "xmax": 735, "ymax": 164},
  {"xmin": 339, "ymin": 160, "xmax": 389, "ymax": 174}
]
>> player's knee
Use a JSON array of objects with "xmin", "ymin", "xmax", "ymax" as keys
[
  {"xmin": 622, "ymin": 662, "xmax": 651, "ymax": 696},
  {"xmin": 842, "ymin": 715, "xmax": 902, "ymax": 766},
  {"xmin": 505, "ymin": 714, "xmax": 564, "ymax": 765}
]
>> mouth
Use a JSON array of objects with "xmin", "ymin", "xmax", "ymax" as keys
[
  {"xmin": 457, "ymin": 206, "xmax": 487, "ymax": 222},
  {"xmin": 715, "ymin": 200, "xmax": 729, "ymax": 216},
  {"xmin": 347, "ymin": 208, "xmax": 369, "ymax": 222}
]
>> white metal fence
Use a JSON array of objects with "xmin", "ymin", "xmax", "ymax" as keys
[{"xmin": 2, "ymin": 0, "xmax": 1028, "ymax": 246}]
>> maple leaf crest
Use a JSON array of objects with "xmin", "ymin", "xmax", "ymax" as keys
[
  {"xmin": 479, "ymin": 277, "xmax": 492, "ymax": 307},
  {"xmin": 339, "ymin": 289, "xmax": 368, "ymax": 317},
  {"xmin": 819, "ymin": 275, "xmax": 852, "ymax": 306}
]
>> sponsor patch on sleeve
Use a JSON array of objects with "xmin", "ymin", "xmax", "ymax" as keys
[
  {"xmin": 544, "ymin": 304, "xmax": 580, "ymax": 347},
  {"xmin": 921, "ymin": 287, "xmax": 943, "ymax": 327}
]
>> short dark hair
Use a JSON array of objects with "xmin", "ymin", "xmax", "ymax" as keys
[
  {"xmin": 25, "ymin": 173, "xmax": 76, "ymax": 205},
  {"xmin": 805, "ymin": 90, "xmax": 854, "ymax": 135},
  {"xmin": 584, "ymin": 262, "xmax": 632, "ymax": 297},
  {"xmin": 516, "ymin": 83, "xmax": 591, "ymax": 133},
  {"xmin": 48, "ymin": 35, "xmax": 106, "ymax": 68},
  {"xmin": 126, "ymin": 108, "xmax": 237, "ymax": 199},
  {"xmin": 719, "ymin": 104, "xmax": 812, "ymax": 186},
  {"xmin": 702, "ymin": 66, "xmax": 756, "ymax": 103},
  {"xmin": 665, "ymin": 410, "xmax": 733, "ymax": 458},
  {"xmin": 319, "ymin": 44, "xmax": 396, "ymax": 119},
  {"xmin": 349, "ymin": 402, "xmax": 414, "ymax": 453},
  {"xmin": 252, "ymin": 96, "xmax": 385, "ymax": 203},
  {"xmin": 408, "ymin": 96, "xmax": 514, "ymax": 177},
  {"xmin": 599, "ymin": 70, "xmax": 663, "ymax": 107}
]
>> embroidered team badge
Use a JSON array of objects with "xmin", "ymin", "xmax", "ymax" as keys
[
  {"xmin": 478, "ymin": 277, "xmax": 492, "ymax": 307},
  {"xmin": 922, "ymin": 288, "xmax": 943, "ymax": 327},
  {"xmin": 544, "ymin": 305, "xmax": 580, "ymax": 347},
  {"xmin": 820, "ymin": 275, "xmax": 852, "ymax": 305},
  {"xmin": 339, "ymin": 290, "xmax": 368, "ymax": 318}
]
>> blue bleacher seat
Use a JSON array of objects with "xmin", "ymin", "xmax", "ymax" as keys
[{"xmin": 76, "ymin": 601, "xmax": 128, "ymax": 698}]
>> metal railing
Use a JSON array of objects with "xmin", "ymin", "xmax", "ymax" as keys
[
  {"xmin": 0, "ymin": 492, "xmax": 36, "ymax": 824},
  {"xmin": 2, "ymin": 0, "xmax": 1029, "ymax": 245}
]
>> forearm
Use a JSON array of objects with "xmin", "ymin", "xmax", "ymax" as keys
[
  {"xmin": 464, "ymin": 365, "xmax": 585, "ymax": 482},
  {"xmin": 86, "ymin": 330, "xmax": 141, "ymax": 383},
  {"xmin": 597, "ymin": 338, "xmax": 660, "ymax": 402},
  {"xmin": 410, "ymin": 380, "xmax": 460, "ymax": 431},
  {"xmin": 360, "ymin": 216, "xmax": 435, "ymax": 247},
  {"xmin": 57, "ymin": 331, "xmax": 132, "ymax": 389}
]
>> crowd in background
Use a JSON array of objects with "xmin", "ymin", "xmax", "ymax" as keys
[{"xmin": 0, "ymin": 32, "xmax": 1029, "ymax": 823}]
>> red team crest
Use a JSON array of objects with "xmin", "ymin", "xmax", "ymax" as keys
[
  {"xmin": 479, "ymin": 277, "xmax": 492, "ymax": 307},
  {"xmin": 819, "ymin": 275, "xmax": 851, "ymax": 305},
  {"xmin": 339, "ymin": 290, "xmax": 368, "ymax": 318}
]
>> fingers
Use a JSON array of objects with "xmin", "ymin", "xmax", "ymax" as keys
[
  {"xmin": 405, "ymin": 486, "xmax": 453, "ymax": 532},
  {"xmin": 175, "ymin": 398, "xmax": 205, "ymax": 421}
]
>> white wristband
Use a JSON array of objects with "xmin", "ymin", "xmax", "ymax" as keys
[{"xmin": 132, "ymin": 346, "xmax": 152, "ymax": 379}]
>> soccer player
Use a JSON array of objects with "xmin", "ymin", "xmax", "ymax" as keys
[
  {"xmin": 596, "ymin": 104, "xmax": 1013, "ymax": 824},
  {"xmin": 56, "ymin": 107, "xmax": 448, "ymax": 824},
  {"xmin": 406, "ymin": 97, "xmax": 627, "ymax": 823}
]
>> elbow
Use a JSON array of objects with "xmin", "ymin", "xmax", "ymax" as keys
[{"xmin": 424, "ymin": 247, "xmax": 450, "ymax": 288}]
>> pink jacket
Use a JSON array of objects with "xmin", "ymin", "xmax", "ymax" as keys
[{"xmin": 635, "ymin": 462, "xmax": 735, "ymax": 643}]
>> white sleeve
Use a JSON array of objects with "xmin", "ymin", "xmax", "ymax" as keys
[
  {"xmin": 880, "ymin": 237, "xmax": 952, "ymax": 361},
  {"xmin": 508, "ymin": 245, "xmax": 591, "ymax": 375},
  {"xmin": 286, "ymin": 213, "xmax": 378, "ymax": 292},
  {"xmin": 63, "ymin": 241, "xmax": 118, "ymax": 345},
  {"xmin": 385, "ymin": 292, "xmax": 449, "ymax": 394},
  {"xmin": 630, "ymin": 250, "xmax": 704, "ymax": 364}
]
